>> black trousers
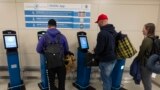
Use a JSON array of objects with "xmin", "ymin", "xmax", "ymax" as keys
[{"xmin": 47, "ymin": 66, "xmax": 66, "ymax": 90}]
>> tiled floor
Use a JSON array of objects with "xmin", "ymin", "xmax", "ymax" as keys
[{"xmin": 0, "ymin": 72, "xmax": 160, "ymax": 90}]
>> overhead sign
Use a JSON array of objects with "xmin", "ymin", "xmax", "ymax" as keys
[{"xmin": 24, "ymin": 3, "xmax": 91, "ymax": 29}]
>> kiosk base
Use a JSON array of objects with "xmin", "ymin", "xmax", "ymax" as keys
[
  {"xmin": 38, "ymin": 82, "xmax": 49, "ymax": 90},
  {"xmin": 73, "ymin": 82, "xmax": 96, "ymax": 90},
  {"xmin": 8, "ymin": 81, "xmax": 25, "ymax": 90}
]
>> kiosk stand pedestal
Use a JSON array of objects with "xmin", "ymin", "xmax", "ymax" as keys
[
  {"xmin": 37, "ymin": 31, "xmax": 49, "ymax": 90},
  {"xmin": 73, "ymin": 31, "xmax": 95, "ymax": 90},
  {"xmin": 111, "ymin": 59, "xmax": 126, "ymax": 90},
  {"xmin": 3, "ymin": 30, "xmax": 25, "ymax": 90},
  {"xmin": 38, "ymin": 54, "xmax": 49, "ymax": 90}
]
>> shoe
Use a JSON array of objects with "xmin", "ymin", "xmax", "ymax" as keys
[{"xmin": 120, "ymin": 87, "xmax": 127, "ymax": 90}]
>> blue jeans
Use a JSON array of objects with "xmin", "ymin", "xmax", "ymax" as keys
[{"xmin": 99, "ymin": 60, "xmax": 117, "ymax": 90}]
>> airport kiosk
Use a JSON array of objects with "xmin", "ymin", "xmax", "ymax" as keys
[
  {"xmin": 3, "ymin": 30, "xmax": 25, "ymax": 90},
  {"xmin": 73, "ymin": 31, "xmax": 95, "ymax": 90},
  {"xmin": 37, "ymin": 31, "xmax": 49, "ymax": 90}
]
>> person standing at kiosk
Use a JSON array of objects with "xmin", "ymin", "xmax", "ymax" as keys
[
  {"xmin": 94, "ymin": 14, "xmax": 117, "ymax": 90},
  {"xmin": 36, "ymin": 19, "xmax": 69, "ymax": 90}
]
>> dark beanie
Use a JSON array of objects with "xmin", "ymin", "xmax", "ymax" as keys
[{"xmin": 48, "ymin": 19, "xmax": 57, "ymax": 26}]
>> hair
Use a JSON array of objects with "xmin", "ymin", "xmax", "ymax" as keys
[
  {"xmin": 144, "ymin": 23, "xmax": 155, "ymax": 36},
  {"xmin": 48, "ymin": 19, "xmax": 57, "ymax": 27}
]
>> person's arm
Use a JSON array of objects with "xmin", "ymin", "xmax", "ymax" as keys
[
  {"xmin": 94, "ymin": 32, "xmax": 107, "ymax": 56},
  {"xmin": 137, "ymin": 38, "xmax": 152, "ymax": 60},
  {"xmin": 36, "ymin": 36, "xmax": 45, "ymax": 54}
]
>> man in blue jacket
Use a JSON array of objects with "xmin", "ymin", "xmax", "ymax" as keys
[
  {"xmin": 36, "ymin": 19, "xmax": 69, "ymax": 90},
  {"xmin": 94, "ymin": 14, "xmax": 117, "ymax": 90}
]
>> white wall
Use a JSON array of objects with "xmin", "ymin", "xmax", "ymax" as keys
[{"xmin": 0, "ymin": 0, "xmax": 160, "ymax": 69}]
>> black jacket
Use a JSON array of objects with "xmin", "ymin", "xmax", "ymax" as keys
[
  {"xmin": 95, "ymin": 24, "xmax": 117, "ymax": 62},
  {"xmin": 130, "ymin": 57, "xmax": 141, "ymax": 84}
]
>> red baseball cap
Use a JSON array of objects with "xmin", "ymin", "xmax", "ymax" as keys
[{"xmin": 95, "ymin": 14, "xmax": 108, "ymax": 23}]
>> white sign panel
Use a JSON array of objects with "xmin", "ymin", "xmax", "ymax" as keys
[{"xmin": 24, "ymin": 3, "xmax": 91, "ymax": 29}]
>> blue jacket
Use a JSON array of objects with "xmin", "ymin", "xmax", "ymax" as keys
[
  {"xmin": 147, "ymin": 54, "xmax": 160, "ymax": 74},
  {"xmin": 36, "ymin": 28, "xmax": 69, "ymax": 55},
  {"xmin": 130, "ymin": 57, "xmax": 141, "ymax": 84},
  {"xmin": 95, "ymin": 24, "xmax": 117, "ymax": 62}
]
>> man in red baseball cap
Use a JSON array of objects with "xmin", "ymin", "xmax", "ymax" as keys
[{"xmin": 94, "ymin": 14, "xmax": 118, "ymax": 90}]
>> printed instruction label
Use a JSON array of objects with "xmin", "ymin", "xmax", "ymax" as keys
[{"xmin": 11, "ymin": 64, "xmax": 17, "ymax": 69}]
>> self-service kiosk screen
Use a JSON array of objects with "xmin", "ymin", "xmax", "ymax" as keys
[
  {"xmin": 79, "ymin": 36, "xmax": 89, "ymax": 49},
  {"xmin": 4, "ymin": 36, "xmax": 17, "ymax": 48}
]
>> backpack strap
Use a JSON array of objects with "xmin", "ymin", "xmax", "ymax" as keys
[
  {"xmin": 147, "ymin": 36, "xmax": 159, "ymax": 56},
  {"xmin": 43, "ymin": 34, "xmax": 51, "ymax": 51},
  {"xmin": 44, "ymin": 34, "xmax": 52, "ymax": 45},
  {"xmin": 148, "ymin": 36, "xmax": 156, "ymax": 47},
  {"xmin": 54, "ymin": 34, "xmax": 62, "ymax": 44}
]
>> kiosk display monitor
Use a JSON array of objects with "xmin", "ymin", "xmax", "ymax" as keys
[
  {"xmin": 4, "ymin": 35, "xmax": 18, "ymax": 49},
  {"xmin": 79, "ymin": 36, "xmax": 89, "ymax": 49}
]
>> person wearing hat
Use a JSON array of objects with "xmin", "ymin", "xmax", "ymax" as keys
[
  {"xmin": 94, "ymin": 14, "xmax": 117, "ymax": 90},
  {"xmin": 36, "ymin": 19, "xmax": 69, "ymax": 90}
]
